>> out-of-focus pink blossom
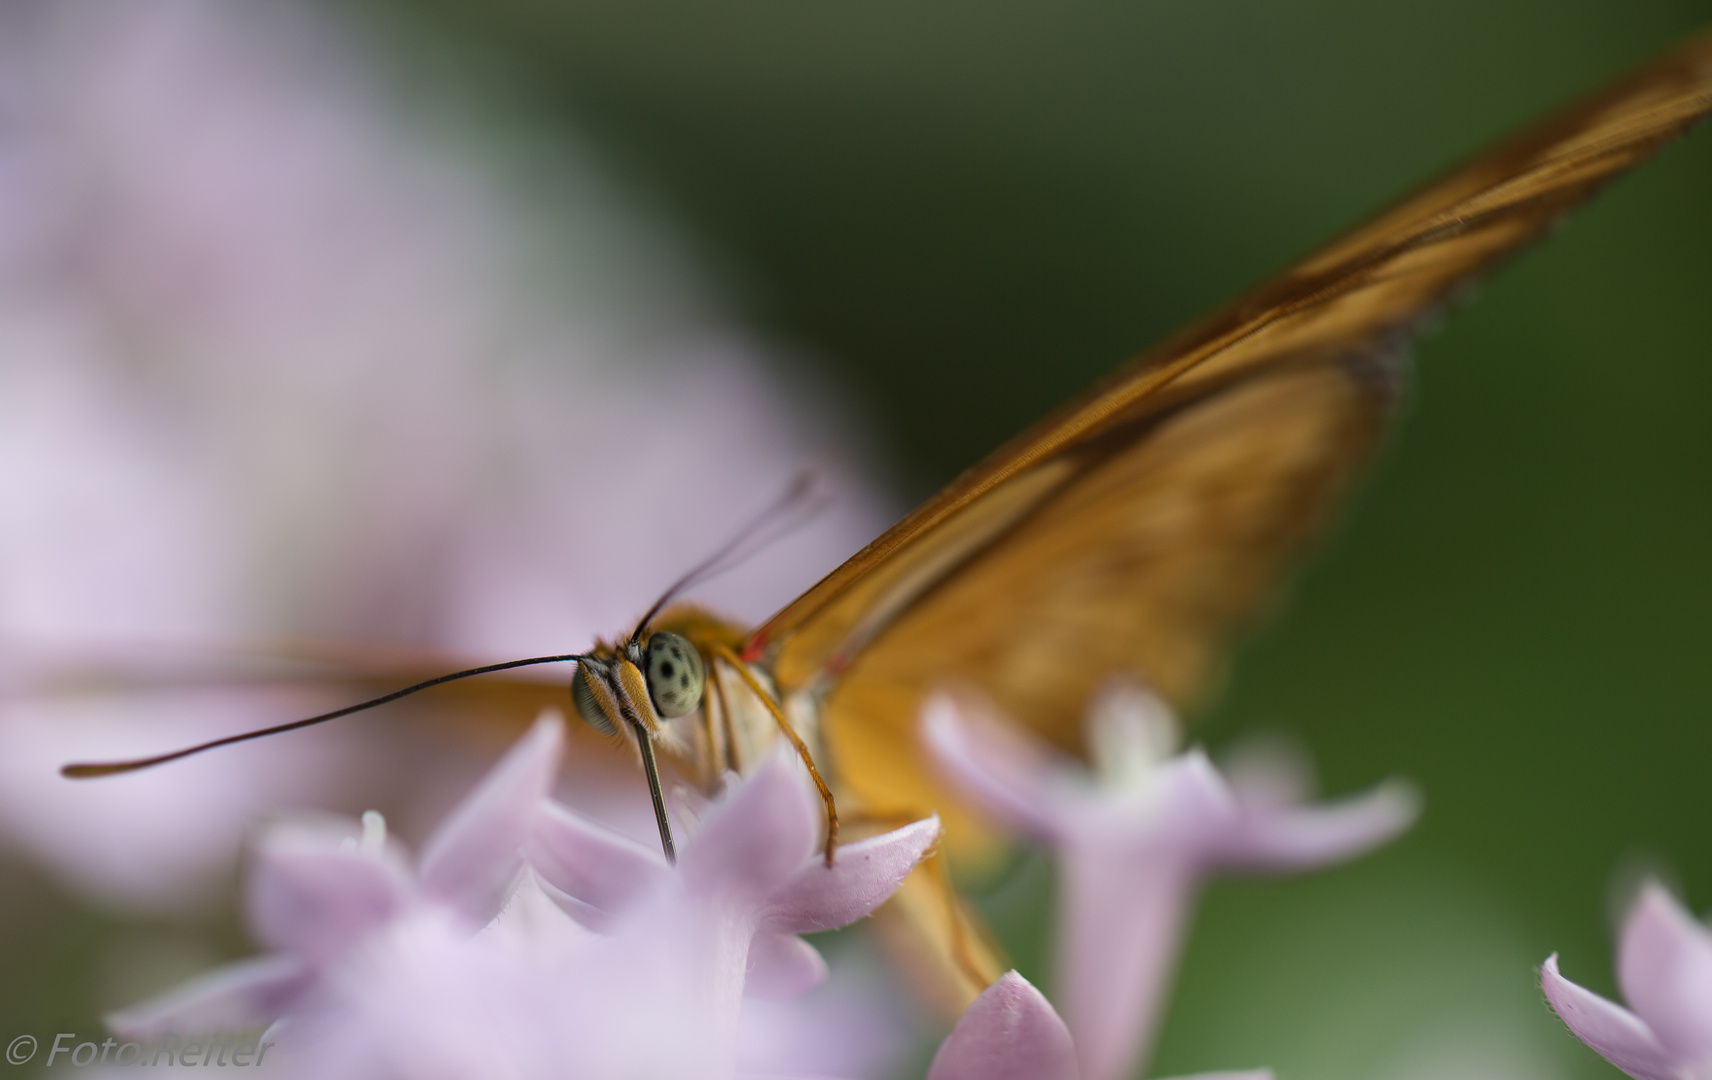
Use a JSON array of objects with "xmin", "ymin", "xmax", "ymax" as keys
[
  {"xmin": 0, "ymin": 0, "xmax": 886, "ymax": 911},
  {"xmin": 924, "ymin": 684, "xmax": 1418, "ymax": 1080},
  {"xmin": 1543, "ymin": 881, "xmax": 1712, "ymax": 1080},
  {"xmin": 107, "ymin": 713, "xmax": 565, "ymax": 1040}
]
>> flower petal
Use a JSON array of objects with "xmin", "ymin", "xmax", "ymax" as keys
[
  {"xmin": 247, "ymin": 828, "xmax": 415, "ymax": 962},
  {"xmin": 528, "ymin": 798, "xmax": 671, "ymax": 929},
  {"xmin": 735, "ymin": 951, "xmax": 914, "ymax": 1079},
  {"xmin": 106, "ymin": 955, "xmax": 309, "ymax": 1039},
  {"xmin": 922, "ymin": 696, "xmax": 1067, "ymax": 838},
  {"xmin": 1618, "ymin": 882, "xmax": 1712, "ymax": 1062},
  {"xmin": 1150, "ymin": 750, "xmax": 1237, "ymax": 842},
  {"xmin": 745, "ymin": 931, "xmax": 829, "ymax": 1001},
  {"xmin": 1206, "ymin": 778, "xmax": 1419, "ymax": 872},
  {"xmin": 1056, "ymin": 854, "xmax": 1192, "ymax": 1080},
  {"xmin": 682, "ymin": 745, "xmax": 818, "ymax": 898},
  {"xmin": 927, "ymin": 971, "xmax": 1078, "ymax": 1080},
  {"xmin": 418, "ymin": 712, "xmax": 564, "ymax": 923},
  {"xmin": 767, "ymin": 817, "xmax": 940, "ymax": 934},
  {"xmin": 1541, "ymin": 953, "xmax": 1679, "ymax": 1080}
]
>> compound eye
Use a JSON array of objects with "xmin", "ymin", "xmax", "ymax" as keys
[
  {"xmin": 644, "ymin": 632, "xmax": 705, "ymax": 719},
  {"xmin": 571, "ymin": 667, "xmax": 618, "ymax": 736}
]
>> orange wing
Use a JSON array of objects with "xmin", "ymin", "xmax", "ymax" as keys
[{"xmin": 739, "ymin": 30, "xmax": 1712, "ymax": 1006}]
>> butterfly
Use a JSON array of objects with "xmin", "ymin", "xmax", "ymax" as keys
[{"xmin": 62, "ymin": 28, "xmax": 1712, "ymax": 1013}]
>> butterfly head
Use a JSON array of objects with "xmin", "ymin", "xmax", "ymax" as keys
[{"xmin": 570, "ymin": 630, "xmax": 706, "ymax": 737}]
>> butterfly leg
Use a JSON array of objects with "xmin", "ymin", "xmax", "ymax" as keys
[
  {"xmin": 709, "ymin": 643, "xmax": 840, "ymax": 867},
  {"xmin": 705, "ymin": 658, "xmax": 741, "ymax": 774}
]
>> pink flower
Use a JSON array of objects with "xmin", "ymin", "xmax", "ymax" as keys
[
  {"xmin": 107, "ymin": 713, "xmax": 565, "ymax": 1040},
  {"xmin": 924, "ymin": 684, "xmax": 1418, "ymax": 1080},
  {"xmin": 926, "ymin": 971, "xmax": 1273, "ymax": 1080},
  {"xmin": 109, "ymin": 722, "xmax": 936, "ymax": 1079},
  {"xmin": 1543, "ymin": 881, "xmax": 1712, "ymax": 1080},
  {"xmin": 519, "ymin": 748, "xmax": 934, "ymax": 1079},
  {"xmin": 272, "ymin": 884, "xmax": 911, "ymax": 1080},
  {"xmin": 531, "ymin": 745, "xmax": 941, "ymax": 1016}
]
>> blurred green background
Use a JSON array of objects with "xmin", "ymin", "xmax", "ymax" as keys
[{"xmin": 9, "ymin": 2, "xmax": 1712, "ymax": 1077}]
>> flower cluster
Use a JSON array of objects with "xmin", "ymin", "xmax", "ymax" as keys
[
  {"xmin": 112, "ymin": 713, "xmax": 938, "ymax": 1079},
  {"xmin": 108, "ymin": 680, "xmax": 1420, "ymax": 1080}
]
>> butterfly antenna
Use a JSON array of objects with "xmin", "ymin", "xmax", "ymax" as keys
[
  {"xmin": 61, "ymin": 653, "xmax": 589, "ymax": 779},
  {"xmin": 630, "ymin": 470, "xmax": 830, "ymax": 642}
]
